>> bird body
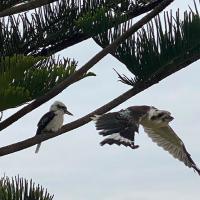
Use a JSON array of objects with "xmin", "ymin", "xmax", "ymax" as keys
[
  {"xmin": 35, "ymin": 101, "xmax": 73, "ymax": 153},
  {"xmin": 92, "ymin": 106, "xmax": 200, "ymax": 175},
  {"xmin": 40, "ymin": 110, "xmax": 64, "ymax": 133}
]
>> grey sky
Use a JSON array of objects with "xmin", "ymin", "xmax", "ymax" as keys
[{"xmin": 0, "ymin": 0, "xmax": 200, "ymax": 199}]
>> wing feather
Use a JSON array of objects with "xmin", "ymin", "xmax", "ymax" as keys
[
  {"xmin": 143, "ymin": 125, "xmax": 200, "ymax": 175},
  {"xmin": 93, "ymin": 110, "xmax": 140, "ymax": 149},
  {"xmin": 36, "ymin": 111, "xmax": 55, "ymax": 135}
]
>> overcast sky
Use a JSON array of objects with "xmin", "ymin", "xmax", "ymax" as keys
[{"xmin": 0, "ymin": 0, "xmax": 200, "ymax": 199}]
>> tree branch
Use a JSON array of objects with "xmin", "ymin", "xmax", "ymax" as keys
[
  {"xmin": 38, "ymin": 33, "xmax": 89, "ymax": 57},
  {"xmin": 0, "ymin": 0, "xmax": 174, "ymax": 132},
  {"xmin": 0, "ymin": 84, "xmax": 152, "ymax": 156},
  {"xmin": 0, "ymin": 0, "xmax": 165, "ymax": 18},
  {"xmin": 0, "ymin": 0, "xmax": 166, "ymax": 57},
  {"xmin": 0, "ymin": 51, "xmax": 199, "ymax": 157},
  {"xmin": 38, "ymin": 0, "xmax": 166, "ymax": 56},
  {"xmin": 0, "ymin": 112, "xmax": 3, "ymax": 121},
  {"xmin": 126, "ymin": 0, "xmax": 165, "ymax": 18},
  {"xmin": 0, "ymin": 0, "xmax": 57, "ymax": 17}
]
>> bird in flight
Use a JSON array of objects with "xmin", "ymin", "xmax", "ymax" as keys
[
  {"xmin": 35, "ymin": 101, "xmax": 73, "ymax": 153},
  {"xmin": 92, "ymin": 106, "xmax": 200, "ymax": 175}
]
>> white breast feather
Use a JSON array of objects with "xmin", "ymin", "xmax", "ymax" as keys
[{"xmin": 45, "ymin": 113, "xmax": 64, "ymax": 132}]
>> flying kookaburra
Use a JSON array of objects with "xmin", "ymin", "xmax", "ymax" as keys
[
  {"xmin": 35, "ymin": 101, "xmax": 73, "ymax": 153},
  {"xmin": 92, "ymin": 106, "xmax": 200, "ymax": 175}
]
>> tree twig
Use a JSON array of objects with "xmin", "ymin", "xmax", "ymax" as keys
[
  {"xmin": 0, "ymin": 51, "xmax": 199, "ymax": 157},
  {"xmin": 0, "ymin": 0, "xmax": 57, "ymax": 17},
  {"xmin": 0, "ymin": 0, "xmax": 174, "ymax": 132}
]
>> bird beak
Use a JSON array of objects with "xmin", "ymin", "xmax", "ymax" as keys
[
  {"xmin": 64, "ymin": 108, "xmax": 73, "ymax": 116},
  {"xmin": 167, "ymin": 115, "xmax": 174, "ymax": 121}
]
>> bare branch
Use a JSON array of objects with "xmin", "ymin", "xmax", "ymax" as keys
[
  {"xmin": 0, "ymin": 0, "xmax": 174, "ymax": 132},
  {"xmin": 0, "ymin": 51, "xmax": 199, "ymax": 157},
  {"xmin": 0, "ymin": 0, "xmax": 56, "ymax": 17}
]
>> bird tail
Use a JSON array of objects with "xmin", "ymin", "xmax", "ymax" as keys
[
  {"xmin": 192, "ymin": 164, "xmax": 200, "ymax": 176},
  {"xmin": 35, "ymin": 143, "xmax": 41, "ymax": 153}
]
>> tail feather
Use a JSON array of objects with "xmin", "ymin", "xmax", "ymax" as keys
[
  {"xmin": 100, "ymin": 138, "xmax": 123, "ymax": 146},
  {"xmin": 35, "ymin": 143, "xmax": 41, "ymax": 153},
  {"xmin": 192, "ymin": 165, "xmax": 200, "ymax": 176},
  {"xmin": 100, "ymin": 137, "xmax": 139, "ymax": 149}
]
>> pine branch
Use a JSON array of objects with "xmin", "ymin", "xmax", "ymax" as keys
[
  {"xmin": 0, "ymin": 55, "xmax": 92, "ymax": 111},
  {"xmin": 94, "ymin": 1, "xmax": 200, "ymax": 85},
  {"xmin": 0, "ymin": 0, "xmax": 165, "ymax": 18},
  {"xmin": 0, "ymin": 51, "xmax": 198, "ymax": 157},
  {"xmin": 40, "ymin": 0, "xmax": 166, "ymax": 56},
  {"xmin": 0, "ymin": 1, "xmax": 26, "ymax": 12},
  {"xmin": 125, "ymin": 0, "xmax": 165, "ymax": 19},
  {"xmin": 0, "ymin": 0, "xmax": 174, "ymax": 132},
  {"xmin": 0, "ymin": 0, "xmax": 166, "ymax": 57},
  {"xmin": 0, "ymin": 0, "xmax": 56, "ymax": 17},
  {"xmin": 0, "ymin": 176, "xmax": 54, "ymax": 200}
]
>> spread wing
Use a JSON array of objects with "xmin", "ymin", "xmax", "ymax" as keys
[
  {"xmin": 143, "ymin": 125, "xmax": 200, "ymax": 175},
  {"xmin": 93, "ymin": 110, "xmax": 141, "ymax": 149},
  {"xmin": 36, "ymin": 111, "xmax": 55, "ymax": 135}
]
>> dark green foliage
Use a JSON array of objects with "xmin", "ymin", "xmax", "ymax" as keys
[
  {"xmin": 76, "ymin": 0, "xmax": 163, "ymax": 36},
  {"xmin": 0, "ymin": 0, "xmax": 162, "ymax": 56},
  {"xmin": 94, "ymin": 1, "xmax": 200, "ymax": 85},
  {"xmin": 0, "ymin": 55, "xmax": 95, "ymax": 111},
  {"xmin": 0, "ymin": 176, "xmax": 53, "ymax": 200},
  {"xmin": 0, "ymin": 1, "xmax": 27, "ymax": 12},
  {"xmin": 75, "ymin": 1, "xmax": 129, "ymax": 36},
  {"xmin": 0, "ymin": 0, "xmax": 118, "ymax": 56},
  {"xmin": 0, "ymin": 55, "xmax": 42, "ymax": 111}
]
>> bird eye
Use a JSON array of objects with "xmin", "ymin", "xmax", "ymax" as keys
[
  {"xmin": 157, "ymin": 113, "xmax": 164, "ymax": 118},
  {"xmin": 57, "ymin": 105, "xmax": 65, "ymax": 109},
  {"xmin": 151, "ymin": 113, "xmax": 164, "ymax": 120}
]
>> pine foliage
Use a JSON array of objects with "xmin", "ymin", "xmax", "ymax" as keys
[
  {"xmin": 1, "ymin": 0, "xmax": 159, "ymax": 111},
  {"xmin": 0, "ymin": 0, "xmax": 163, "ymax": 56},
  {"xmin": 0, "ymin": 1, "xmax": 27, "ymax": 12},
  {"xmin": 94, "ymin": 1, "xmax": 200, "ymax": 85},
  {"xmin": 0, "ymin": 55, "xmax": 94, "ymax": 111},
  {"xmin": 1, "ymin": 1, "xmax": 200, "ymax": 105},
  {"xmin": 0, "ymin": 176, "xmax": 53, "ymax": 200}
]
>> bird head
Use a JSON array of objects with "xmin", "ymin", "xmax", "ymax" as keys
[
  {"xmin": 50, "ymin": 101, "xmax": 73, "ymax": 115},
  {"xmin": 147, "ymin": 106, "xmax": 174, "ymax": 126}
]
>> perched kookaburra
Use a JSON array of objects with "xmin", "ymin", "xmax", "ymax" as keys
[
  {"xmin": 35, "ymin": 101, "xmax": 73, "ymax": 153},
  {"xmin": 92, "ymin": 106, "xmax": 200, "ymax": 175}
]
